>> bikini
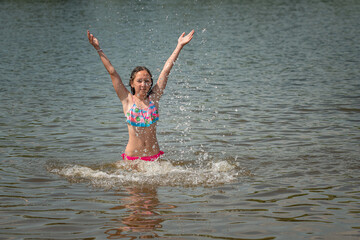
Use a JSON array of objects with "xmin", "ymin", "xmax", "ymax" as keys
[
  {"xmin": 126, "ymin": 97, "xmax": 159, "ymax": 127},
  {"xmin": 121, "ymin": 151, "xmax": 164, "ymax": 162},
  {"xmin": 122, "ymin": 96, "xmax": 163, "ymax": 161}
]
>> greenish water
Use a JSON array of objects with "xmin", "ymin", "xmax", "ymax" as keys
[{"xmin": 1, "ymin": 0, "xmax": 360, "ymax": 239}]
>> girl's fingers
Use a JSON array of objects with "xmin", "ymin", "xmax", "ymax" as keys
[
  {"xmin": 188, "ymin": 30, "xmax": 194, "ymax": 38},
  {"xmin": 87, "ymin": 31, "xmax": 96, "ymax": 45},
  {"xmin": 88, "ymin": 33, "xmax": 92, "ymax": 43}
]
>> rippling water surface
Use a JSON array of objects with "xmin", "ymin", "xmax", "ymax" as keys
[{"xmin": 1, "ymin": 0, "xmax": 360, "ymax": 239}]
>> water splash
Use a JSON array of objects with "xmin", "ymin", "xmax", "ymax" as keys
[{"xmin": 48, "ymin": 159, "xmax": 250, "ymax": 189}]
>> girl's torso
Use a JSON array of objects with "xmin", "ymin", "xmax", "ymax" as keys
[{"xmin": 123, "ymin": 95, "xmax": 160, "ymax": 157}]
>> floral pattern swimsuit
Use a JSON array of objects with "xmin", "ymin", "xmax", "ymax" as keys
[{"xmin": 126, "ymin": 98, "xmax": 159, "ymax": 127}]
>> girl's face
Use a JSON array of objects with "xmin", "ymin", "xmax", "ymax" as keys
[{"xmin": 131, "ymin": 70, "xmax": 152, "ymax": 97}]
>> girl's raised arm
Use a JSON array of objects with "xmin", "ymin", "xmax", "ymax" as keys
[
  {"xmin": 87, "ymin": 31, "xmax": 130, "ymax": 104},
  {"xmin": 152, "ymin": 30, "xmax": 194, "ymax": 99}
]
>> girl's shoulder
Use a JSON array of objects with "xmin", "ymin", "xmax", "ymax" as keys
[{"xmin": 122, "ymin": 93, "xmax": 135, "ymax": 114}]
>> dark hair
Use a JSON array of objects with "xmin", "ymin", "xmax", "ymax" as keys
[{"xmin": 129, "ymin": 66, "xmax": 153, "ymax": 97}]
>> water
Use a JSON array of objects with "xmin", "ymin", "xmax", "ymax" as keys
[{"xmin": 1, "ymin": 0, "xmax": 360, "ymax": 239}]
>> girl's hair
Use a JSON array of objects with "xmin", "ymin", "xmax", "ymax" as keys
[{"xmin": 129, "ymin": 66, "xmax": 153, "ymax": 97}]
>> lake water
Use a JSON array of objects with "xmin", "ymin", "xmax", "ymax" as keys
[{"xmin": 1, "ymin": 0, "xmax": 360, "ymax": 239}]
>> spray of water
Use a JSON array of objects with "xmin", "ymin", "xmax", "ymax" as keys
[{"xmin": 49, "ymin": 158, "xmax": 250, "ymax": 189}]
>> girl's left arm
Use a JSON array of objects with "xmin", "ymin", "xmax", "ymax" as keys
[{"xmin": 152, "ymin": 30, "xmax": 194, "ymax": 99}]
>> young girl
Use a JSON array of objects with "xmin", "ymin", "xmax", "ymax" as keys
[{"xmin": 87, "ymin": 30, "xmax": 194, "ymax": 162}]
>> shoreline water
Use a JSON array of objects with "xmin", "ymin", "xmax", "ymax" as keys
[{"xmin": 1, "ymin": 0, "xmax": 360, "ymax": 239}]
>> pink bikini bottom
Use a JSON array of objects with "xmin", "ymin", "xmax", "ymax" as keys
[{"xmin": 122, "ymin": 151, "xmax": 164, "ymax": 162}]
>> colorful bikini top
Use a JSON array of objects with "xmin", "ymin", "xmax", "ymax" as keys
[{"xmin": 126, "ymin": 97, "xmax": 159, "ymax": 127}]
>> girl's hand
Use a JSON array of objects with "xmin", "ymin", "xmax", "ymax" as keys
[
  {"xmin": 178, "ymin": 30, "xmax": 194, "ymax": 47},
  {"xmin": 87, "ymin": 30, "xmax": 101, "ymax": 50}
]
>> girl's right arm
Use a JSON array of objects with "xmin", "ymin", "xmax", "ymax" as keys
[{"xmin": 87, "ymin": 31, "xmax": 130, "ymax": 103}]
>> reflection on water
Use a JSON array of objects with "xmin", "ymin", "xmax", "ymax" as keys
[{"xmin": 105, "ymin": 187, "xmax": 172, "ymax": 239}]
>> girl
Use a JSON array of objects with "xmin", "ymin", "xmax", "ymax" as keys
[{"xmin": 87, "ymin": 30, "xmax": 194, "ymax": 162}]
